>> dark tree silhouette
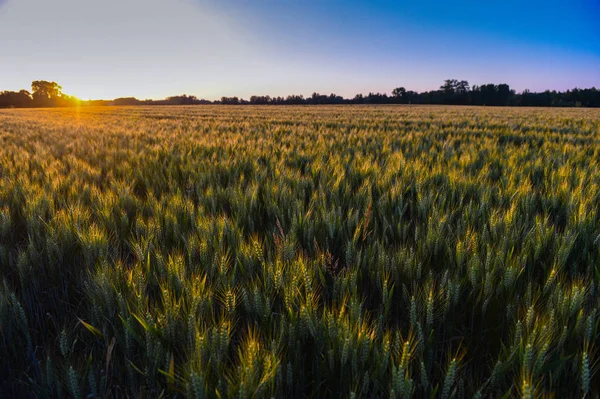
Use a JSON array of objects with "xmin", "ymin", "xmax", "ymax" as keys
[
  {"xmin": 221, "ymin": 96, "xmax": 240, "ymax": 105},
  {"xmin": 392, "ymin": 87, "xmax": 406, "ymax": 97},
  {"xmin": 164, "ymin": 94, "xmax": 205, "ymax": 105},
  {"xmin": 0, "ymin": 90, "xmax": 32, "ymax": 108},
  {"xmin": 392, "ymin": 87, "xmax": 407, "ymax": 103},
  {"xmin": 31, "ymin": 81, "xmax": 63, "ymax": 107},
  {"xmin": 249, "ymin": 95, "xmax": 272, "ymax": 105},
  {"xmin": 0, "ymin": 79, "xmax": 599, "ymax": 108},
  {"xmin": 112, "ymin": 97, "xmax": 140, "ymax": 106}
]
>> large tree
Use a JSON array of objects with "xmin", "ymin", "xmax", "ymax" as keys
[{"xmin": 31, "ymin": 80, "xmax": 62, "ymax": 106}]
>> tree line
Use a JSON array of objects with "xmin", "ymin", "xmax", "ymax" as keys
[{"xmin": 1, "ymin": 79, "xmax": 599, "ymax": 108}]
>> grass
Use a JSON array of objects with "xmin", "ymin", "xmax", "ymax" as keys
[{"xmin": 0, "ymin": 105, "xmax": 599, "ymax": 397}]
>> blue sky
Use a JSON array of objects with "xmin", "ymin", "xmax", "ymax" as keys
[{"xmin": 0, "ymin": 0, "xmax": 598, "ymax": 100}]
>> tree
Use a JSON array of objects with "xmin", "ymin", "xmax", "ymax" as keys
[
  {"xmin": 112, "ymin": 97, "xmax": 140, "ymax": 106},
  {"xmin": 285, "ymin": 94, "xmax": 304, "ymax": 104},
  {"xmin": 31, "ymin": 81, "xmax": 63, "ymax": 106},
  {"xmin": 165, "ymin": 94, "xmax": 200, "ymax": 105},
  {"xmin": 221, "ymin": 96, "xmax": 240, "ymax": 105},
  {"xmin": 249, "ymin": 95, "xmax": 271, "ymax": 105},
  {"xmin": 0, "ymin": 90, "xmax": 32, "ymax": 108},
  {"xmin": 497, "ymin": 84, "xmax": 514, "ymax": 106},
  {"xmin": 440, "ymin": 79, "xmax": 468, "ymax": 104},
  {"xmin": 478, "ymin": 84, "xmax": 498, "ymax": 105},
  {"xmin": 440, "ymin": 79, "xmax": 459, "ymax": 94},
  {"xmin": 456, "ymin": 80, "xmax": 470, "ymax": 94},
  {"xmin": 392, "ymin": 87, "xmax": 406, "ymax": 98}
]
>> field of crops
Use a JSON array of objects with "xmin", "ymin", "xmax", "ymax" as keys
[{"xmin": 1, "ymin": 105, "xmax": 599, "ymax": 397}]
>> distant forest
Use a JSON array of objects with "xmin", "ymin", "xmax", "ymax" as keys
[{"xmin": 1, "ymin": 79, "xmax": 599, "ymax": 108}]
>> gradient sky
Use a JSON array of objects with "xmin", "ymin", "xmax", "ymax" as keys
[{"xmin": 1, "ymin": 0, "xmax": 599, "ymax": 100}]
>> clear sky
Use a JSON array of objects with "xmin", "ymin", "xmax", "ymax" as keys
[{"xmin": 1, "ymin": 0, "xmax": 599, "ymax": 100}]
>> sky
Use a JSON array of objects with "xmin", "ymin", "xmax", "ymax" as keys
[{"xmin": 0, "ymin": 0, "xmax": 599, "ymax": 100}]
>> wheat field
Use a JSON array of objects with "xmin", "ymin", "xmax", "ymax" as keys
[{"xmin": 1, "ymin": 105, "xmax": 599, "ymax": 397}]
